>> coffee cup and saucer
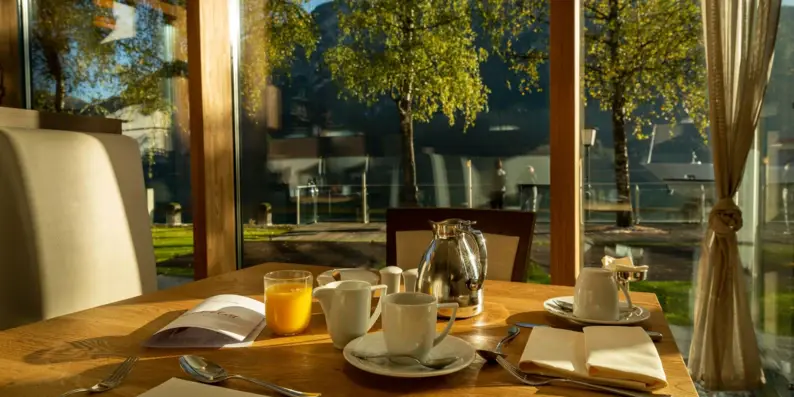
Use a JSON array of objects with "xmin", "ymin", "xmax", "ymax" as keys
[
  {"xmin": 342, "ymin": 292, "xmax": 476, "ymax": 378},
  {"xmin": 543, "ymin": 268, "xmax": 651, "ymax": 325}
]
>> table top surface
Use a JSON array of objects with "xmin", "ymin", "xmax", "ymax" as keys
[{"xmin": 0, "ymin": 263, "xmax": 697, "ymax": 397}]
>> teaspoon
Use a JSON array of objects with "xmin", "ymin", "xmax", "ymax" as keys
[
  {"xmin": 480, "ymin": 325, "xmax": 520, "ymax": 363},
  {"xmin": 179, "ymin": 355, "xmax": 321, "ymax": 397},
  {"xmin": 351, "ymin": 353, "xmax": 459, "ymax": 370}
]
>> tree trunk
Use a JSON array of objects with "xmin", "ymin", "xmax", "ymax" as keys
[
  {"xmin": 43, "ymin": 43, "xmax": 65, "ymax": 112},
  {"xmin": 612, "ymin": 107, "xmax": 632, "ymax": 227},
  {"xmin": 607, "ymin": 0, "xmax": 631, "ymax": 227},
  {"xmin": 54, "ymin": 74, "xmax": 65, "ymax": 112},
  {"xmin": 398, "ymin": 98, "xmax": 419, "ymax": 207}
]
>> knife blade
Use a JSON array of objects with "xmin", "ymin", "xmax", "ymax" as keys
[{"xmin": 513, "ymin": 322, "xmax": 663, "ymax": 342}]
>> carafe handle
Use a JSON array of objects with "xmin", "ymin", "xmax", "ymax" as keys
[{"xmin": 464, "ymin": 229, "xmax": 488, "ymax": 288}]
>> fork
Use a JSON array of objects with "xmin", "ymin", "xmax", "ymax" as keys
[
  {"xmin": 493, "ymin": 355, "xmax": 668, "ymax": 397},
  {"xmin": 58, "ymin": 356, "xmax": 139, "ymax": 396}
]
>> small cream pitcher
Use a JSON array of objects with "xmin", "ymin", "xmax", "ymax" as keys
[{"xmin": 313, "ymin": 280, "xmax": 387, "ymax": 349}]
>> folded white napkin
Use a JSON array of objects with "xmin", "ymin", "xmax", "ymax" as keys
[
  {"xmin": 139, "ymin": 378, "xmax": 266, "ymax": 396},
  {"xmin": 602, "ymin": 255, "xmax": 650, "ymax": 272},
  {"xmin": 518, "ymin": 326, "xmax": 667, "ymax": 391}
]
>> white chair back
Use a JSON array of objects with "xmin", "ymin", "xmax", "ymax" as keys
[{"xmin": 0, "ymin": 127, "xmax": 157, "ymax": 329}]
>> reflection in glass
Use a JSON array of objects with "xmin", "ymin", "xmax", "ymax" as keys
[
  {"xmin": 235, "ymin": 1, "xmax": 551, "ymax": 283},
  {"xmin": 27, "ymin": 0, "xmax": 194, "ymax": 284},
  {"xmin": 581, "ymin": 0, "xmax": 794, "ymax": 391}
]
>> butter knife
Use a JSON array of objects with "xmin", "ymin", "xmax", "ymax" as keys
[{"xmin": 513, "ymin": 322, "xmax": 663, "ymax": 342}]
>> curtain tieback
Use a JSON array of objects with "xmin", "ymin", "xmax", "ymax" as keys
[{"xmin": 708, "ymin": 198, "xmax": 743, "ymax": 236}]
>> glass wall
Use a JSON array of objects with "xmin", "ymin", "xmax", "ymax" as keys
[
  {"xmin": 234, "ymin": 0, "xmax": 551, "ymax": 282},
  {"xmin": 582, "ymin": 0, "xmax": 793, "ymax": 393},
  {"xmin": 26, "ymin": 0, "xmax": 194, "ymax": 286},
  {"xmin": 755, "ymin": 5, "xmax": 794, "ymax": 391}
]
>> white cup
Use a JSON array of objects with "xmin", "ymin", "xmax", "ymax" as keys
[
  {"xmin": 382, "ymin": 292, "xmax": 458, "ymax": 361},
  {"xmin": 573, "ymin": 267, "xmax": 630, "ymax": 321}
]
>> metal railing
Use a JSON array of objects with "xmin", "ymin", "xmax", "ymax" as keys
[{"xmin": 287, "ymin": 181, "xmax": 739, "ymax": 225}]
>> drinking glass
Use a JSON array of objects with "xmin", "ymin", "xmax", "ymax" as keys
[{"xmin": 264, "ymin": 270, "xmax": 313, "ymax": 336}]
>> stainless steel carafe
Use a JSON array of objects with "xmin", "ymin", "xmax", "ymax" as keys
[{"xmin": 416, "ymin": 219, "xmax": 487, "ymax": 318}]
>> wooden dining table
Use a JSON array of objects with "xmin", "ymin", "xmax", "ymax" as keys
[{"xmin": 0, "ymin": 263, "xmax": 698, "ymax": 396}]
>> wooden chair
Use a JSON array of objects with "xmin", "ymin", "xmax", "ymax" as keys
[
  {"xmin": 0, "ymin": 126, "xmax": 157, "ymax": 330},
  {"xmin": 386, "ymin": 208, "xmax": 536, "ymax": 282}
]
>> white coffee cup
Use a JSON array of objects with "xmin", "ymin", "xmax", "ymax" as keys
[
  {"xmin": 573, "ymin": 267, "xmax": 630, "ymax": 321},
  {"xmin": 381, "ymin": 292, "xmax": 458, "ymax": 361}
]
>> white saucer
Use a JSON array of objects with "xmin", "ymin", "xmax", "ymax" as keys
[
  {"xmin": 543, "ymin": 296, "xmax": 651, "ymax": 325},
  {"xmin": 343, "ymin": 331, "xmax": 475, "ymax": 378}
]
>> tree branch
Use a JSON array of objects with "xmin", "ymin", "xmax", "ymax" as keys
[
  {"xmin": 583, "ymin": 1, "xmax": 610, "ymax": 20},
  {"xmin": 421, "ymin": 15, "xmax": 463, "ymax": 31}
]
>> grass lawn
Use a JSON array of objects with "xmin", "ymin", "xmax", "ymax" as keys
[
  {"xmin": 153, "ymin": 225, "xmax": 292, "ymax": 277},
  {"xmin": 630, "ymin": 281, "xmax": 692, "ymax": 326}
]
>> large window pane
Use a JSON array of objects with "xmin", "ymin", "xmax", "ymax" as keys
[
  {"xmin": 583, "ymin": 0, "xmax": 793, "ymax": 393},
  {"xmin": 757, "ymin": 5, "xmax": 794, "ymax": 391},
  {"xmin": 235, "ymin": 0, "xmax": 551, "ymax": 282},
  {"xmin": 27, "ymin": 0, "xmax": 194, "ymax": 287}
]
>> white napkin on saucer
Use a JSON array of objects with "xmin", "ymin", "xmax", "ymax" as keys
[
  {"xmin": 602, "ymin": 255, "xmax": 649, "ymax": 272},
  {"xmin": 518, "ymin": 326, "xmax": 667, "ymax": 391},
  {"xmin": 138, "ymin": 378, "xmax": 266, "ymax": 396}
]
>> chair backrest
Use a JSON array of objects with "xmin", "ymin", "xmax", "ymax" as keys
[
  {"xmin": 386, "ymin": 208, "xmax": 536, "ymax": 282},
  {"xmin": 0, "ymin": 127, "xmax": 157, "ymax": 330}
]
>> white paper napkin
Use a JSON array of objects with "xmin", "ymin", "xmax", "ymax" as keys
[
  {"xmin": 602, "ymin": 255, "xmax": 649, "ymax": 272},
  {"xmin": 138, "ymin": 378, "xmax": 266, "ymax": 396},
  {"xmin": 518, "ymin": 326, "xmax": 667, "ymax": 391}
]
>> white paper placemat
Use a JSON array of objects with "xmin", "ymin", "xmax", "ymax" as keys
[{"xmin": 138, "ymin": 378, "xmax": 266, "ymax": 396}]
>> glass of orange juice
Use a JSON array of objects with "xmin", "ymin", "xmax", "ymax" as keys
[{"xmin": 264, "ymin": 270, "xmax": 313, "ymax": 336}]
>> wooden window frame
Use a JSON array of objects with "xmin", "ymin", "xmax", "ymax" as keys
[
  {"xmin": 1, "ymin": 0, "xmax": 583, "ymax": 283},
  {"xmin": 549, "ymin": 0, "xmax": 583, "ymax": 286},
  {"xmin": 0, "ymin": 0, "xmax": 22, "ymax": 108},
  {"xmin": 187, "ymin": 0, "xmax": 237, "ymax": 279}
]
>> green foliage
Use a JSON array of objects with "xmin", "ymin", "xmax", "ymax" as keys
[
  {"xmin": 31, "ymin": 0, "xmax": 181, "ymax": 116},
  {"xmin": 584, "ymin": 0, "xmax": 708, "ymax": 138},
  {"xmin": 478, "ymin": 0, "xmax": 548, "ymax": 93},
  {"xmin": 240, "ymin": 0, "xmax": 318, "ymax": 119},
  {"xmin": 30, "ymin": 1, "xmax": 189, "ymax": 178},
  {"xmin": 31, "ymin": 0, "xmax": 115, "ymax": 112},
  {"xmin": 324, "ymin": 0, "xmax": 491, "ymax": 129}
]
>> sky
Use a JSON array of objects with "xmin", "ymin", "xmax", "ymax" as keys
[{"xmin": 305, "ymin": 0, "xmax": 329, "ymax": 11}]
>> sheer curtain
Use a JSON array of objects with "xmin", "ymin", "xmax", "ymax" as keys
[{"xmin": 690, "ymin": 0, "xmax": 781, "ymax": 390}]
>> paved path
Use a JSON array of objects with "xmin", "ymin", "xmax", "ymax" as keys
[{"xmin": 160, "ymin": 222, "xmax": 792, "ymax": 283}]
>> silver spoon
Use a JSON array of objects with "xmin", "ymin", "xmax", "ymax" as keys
[
  {"xmin": 179, "ymin": 355, "xmax": 321, "ymax": 397},
  {"xmin": 351, "ymin": 353, "xmax": 459, "ymax": 370},
  {"xmin": 480, "ymin": 325, "xmax": 520, "ymax": 362}
]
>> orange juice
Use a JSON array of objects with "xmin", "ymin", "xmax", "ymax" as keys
[{"xmin": 265, "ymin": 283, "xmax": 313, "ymax": 335}]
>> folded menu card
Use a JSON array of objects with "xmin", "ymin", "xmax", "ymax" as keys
[
  {"xmin": 139, "ymin": 378, "xmax": 265, "ymax": 396},
  {"xmin": 145, "ymin": 295, "xmax": 266, "ymax": 348},
  {"xmin": 518, "ymin": 326, "xmax": 667, "ymax": 391}
]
